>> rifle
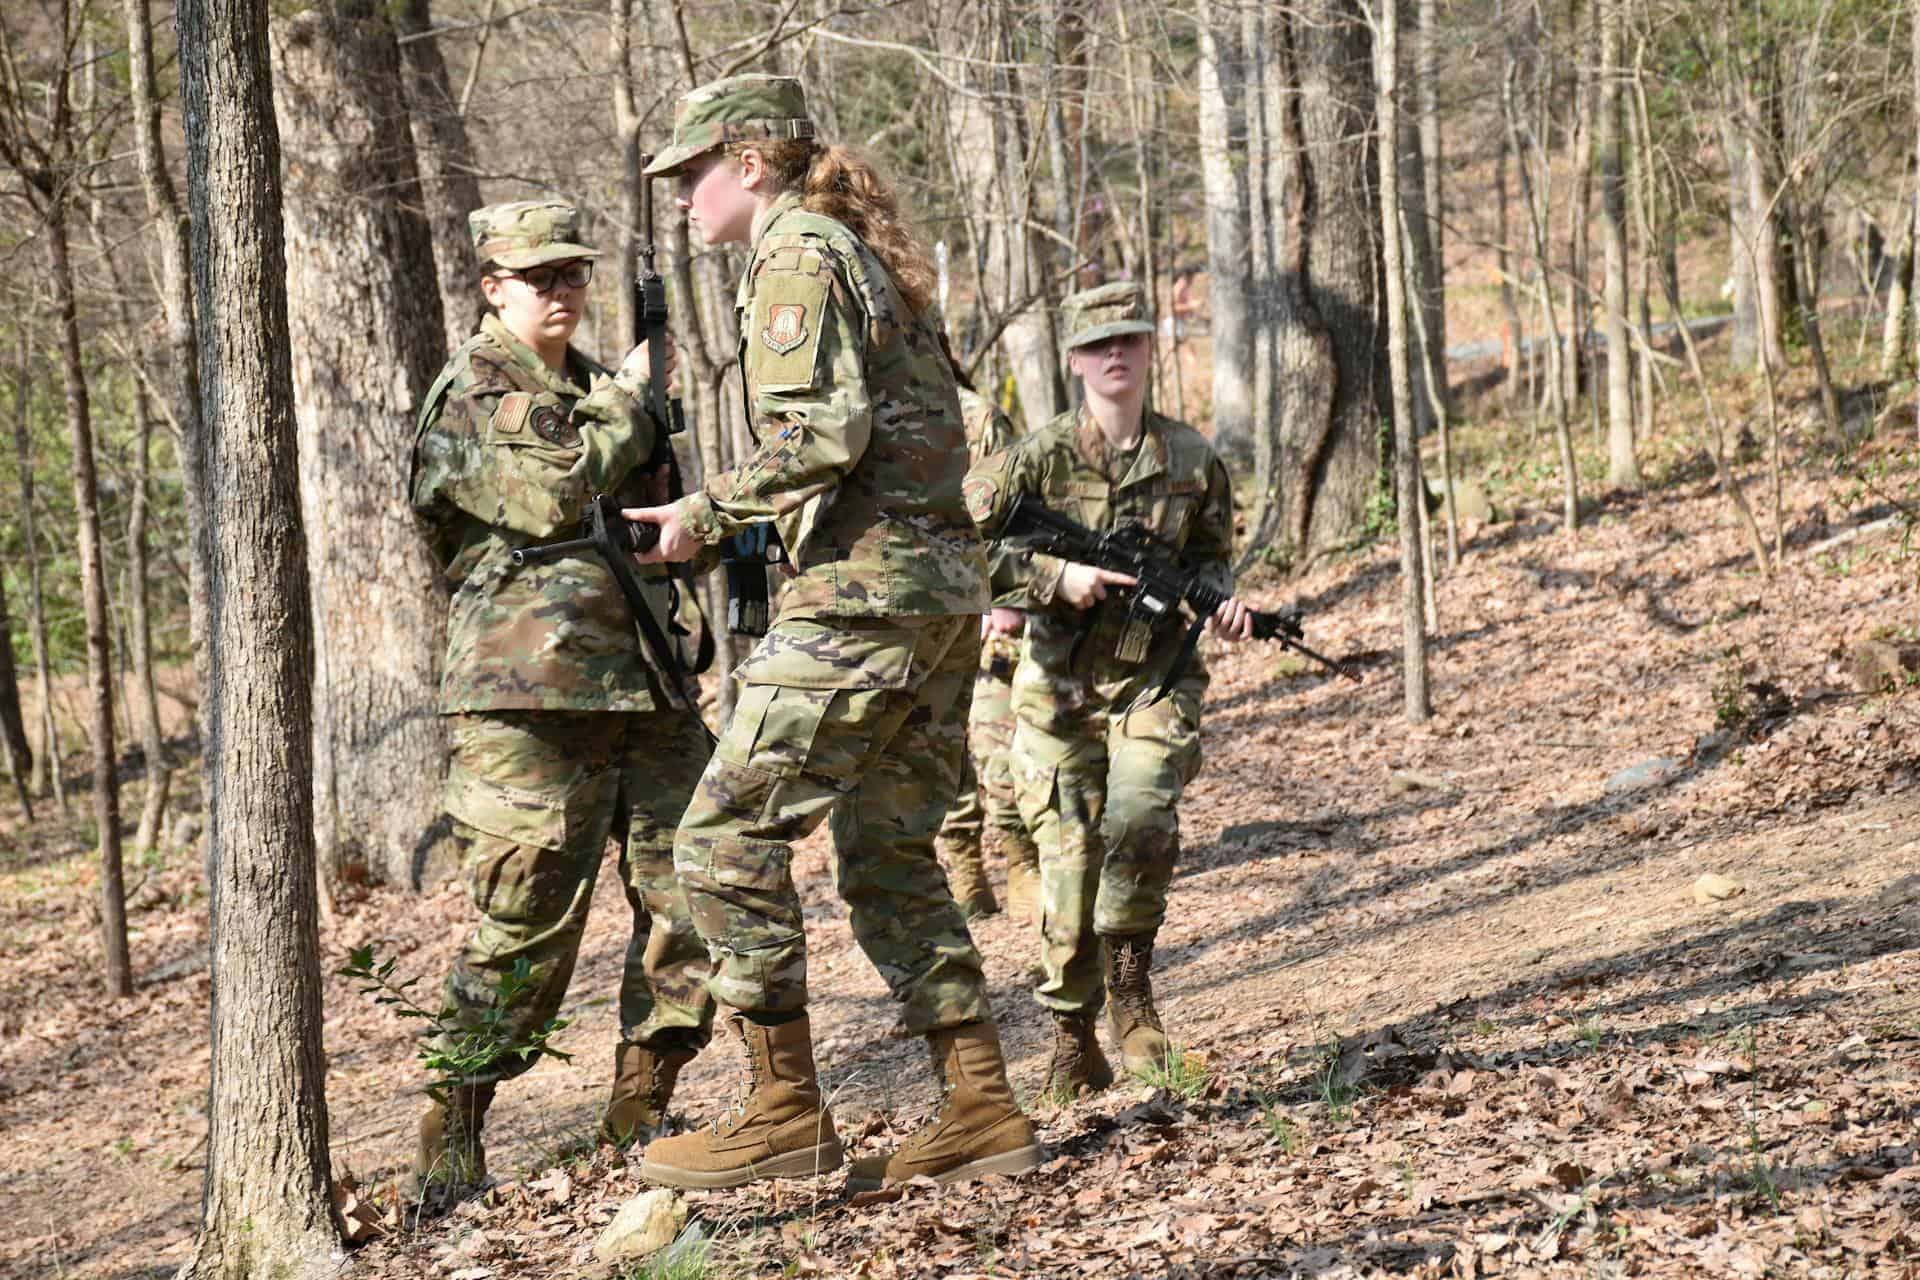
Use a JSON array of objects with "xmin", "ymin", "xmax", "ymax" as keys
[
  {"xmin": 996, "ymin": 494, "xmax": 1362, "ymax": 701},
  {"xmin": 640, "ymin": 154, "xmax": 784, "ymax": 639}
]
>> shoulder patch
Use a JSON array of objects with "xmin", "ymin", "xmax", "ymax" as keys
[
  {"xmin": 490, "ymin": 391, "xmax": 533, "ymax": 438},
  {"xmin": 748, "ymin": 270, "xmax": 831, "ymax": 392}
]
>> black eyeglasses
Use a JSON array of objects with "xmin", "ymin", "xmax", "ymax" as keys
[{"xmin": 496, "ymin": 260, "xmax": 594, "ymax": 293}]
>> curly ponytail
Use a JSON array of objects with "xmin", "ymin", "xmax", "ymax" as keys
[{"xmin": 733, "ymin": 139, "xmax": 938, "ymax": 316}]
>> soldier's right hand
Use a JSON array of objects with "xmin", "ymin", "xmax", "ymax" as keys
[{"xmin": 1056, "ymin": 563, "xmax": 1136, "ymax": 609}]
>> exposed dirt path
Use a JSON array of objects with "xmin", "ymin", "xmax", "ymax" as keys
[{"xmin": 3, "ymin": 440, "xmax": 1916, "ymax": 1279}]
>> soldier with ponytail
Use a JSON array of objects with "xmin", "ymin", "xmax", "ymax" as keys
[{"xmin": 622, "ymin": 74, "xmax": 1042, "ymax": 1195}]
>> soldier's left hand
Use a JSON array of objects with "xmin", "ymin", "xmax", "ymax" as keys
[
  {"xmin": 617, "ymin": 336, "xmax": 677, "ymax": 391},
  {"xmin": 1207, "ymin": 597, "xmax": 1255, "ymax": 641},
  {"xmin": 621, "ymin": 502, "xmax": 698, "ymax": 563}
]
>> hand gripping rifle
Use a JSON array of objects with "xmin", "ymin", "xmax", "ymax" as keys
[
  {"xmin": 996, "ymin": 494, "xmax": 1362, "ymax": 702},
  {"xmin": 638, "ymin": 154, "xmax": 784, "ymax": 638}
]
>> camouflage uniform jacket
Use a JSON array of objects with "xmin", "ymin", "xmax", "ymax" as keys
[
  {"xmin": 676, "ymin": 191, "xmax": 989, "ymax": 620},
  {"xmin": 410, "ymin": 313, "xmax": 681, "ymax": 712},
  {"xmin": 967, "ymin": 406, "xmax": 1235, "ymax": 672}
]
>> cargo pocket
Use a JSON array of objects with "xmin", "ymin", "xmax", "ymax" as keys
[{"xmin": 444, "ymin": 759, "xmax": 576, "ymax": 924}]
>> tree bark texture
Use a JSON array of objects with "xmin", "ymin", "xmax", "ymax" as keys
[
  {"xmin": 125, "ymin": 0, "xmax": 209, "ymax": 742},
  {"xmin": 1375, "ymin": 0, "xmax": 1429, "ymax": 721},
  {"xmin": 178, "ymin": 0, "xmax": 339, "ymax": 1274},
  {"xmin": 47, "ymin": 200, "xmax": 131, "ymax": 996},
  {"xmin": 273, "ymin": 0, "xmax": 449, "ymax": 888},
  {"xmin": 396, "ymin": 0, "xmax": 485, "ymax": 352},
  {"xmin": 1195, "ymin": 0, "xmax": 1252, "ymax": 462},
  {"xmin": 1598, "ymin": 0, "xmax": 1639, "ymax": 487},
  {"xmin": 1559, "ymin": 0, "xmax": 1595, "ymax": 412},
  {"xmin": 1242, "ymin": 0, "xmax": 1383, "ymax": 564},
  {"xmin": 11, "ymin": 333, "xmax": 64, "ymax": 810},
  {"xmin": 1415, "ymin": 0, "xmax": 1447, "ymax": 407}
]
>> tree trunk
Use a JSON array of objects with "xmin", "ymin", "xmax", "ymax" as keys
[
  {"xmin": 1495, "ymin": 0, "xmax": 1526, "ymax": 402},
  {"xmin": 11, "ymin": 332, "xmax": 64, "ymax": 811},
  {"xmin": 273, "ymin": 0, "xmax": 449, "ymax": 888},
  {"xmin": 177, "ymin": 0, "xmax": 338, "ymax": 1272},
  {"xmin": 397, "ymin": 0, "xmax": 484, "ymax": 352},
  {"xmin": 1196, "ymin": 0, "xmax": 1253, "ymax": 462},
  {"xmin": 46, "ymin": 193, "xmax": 131, "ymax": 996},
  {"xmin": 942, "ymin": 7, "xmax": 1063, "ymax": 423},
  {"xmin": 0, "ymin": 563, "xmax": 31, "ymax": 818},
  {"xmin": 1560, "ymin": 0, "xmax": 1596, "ymax": 414},
  {"xmin": 1376, "ymin": 0, "xmax": 1429, "ymax": 722},
  {"xmin": 127, "ymin": 376, "xmax": 171, "ymax": 854},
  {"xmin": 1243, "ymin": 0, "xmax": 1383, "ymax": 564},
  {"xmin": 125, "ymin": 0, "xmax": 209, "ymax": 751},
  {"xmin": 1412, "ymin": 0, "xmax": 1448, "ymax": 421},
  {"xmin": 1599, "ymin": 0, "xmax": 1639, "ymax": 487},
  {"xmin": 1881, "ymin": 160, "xmax": 1914, "ymax": 377},
  {"xmin": 1507, "ymin": 23, "xmax": 1580, "ymax": 530}
]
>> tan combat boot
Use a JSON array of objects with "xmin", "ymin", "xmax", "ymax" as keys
[
  {"xmin": 405, "ymin": 1081, "xmax": 495, "ymax": 1201},
  {"xmin": 1103, "ymin": 934, "xmax": 1171, "ymax": 1077},
  {"xmin": 940, "ymin": 838, "xmax": 1000, "ymax": 920},
  {"xmin": 847, "ymin": 1021, "xmax": 1044, "ymax": 1191},
  {"xmin": 638, "ymin": 1014, "xmax": 843, "ymax": 1189},
  {"xmin": 1041, "ymin": 1010, "xmax": 1114, "ymax": 1102},
  {"xmin": 998, "ymin": 832, "xmax": 1041, "ymax": 926},
  {"xmin": 600, "ymin": 1041, "xmax": 696, "ymax": 1148}
]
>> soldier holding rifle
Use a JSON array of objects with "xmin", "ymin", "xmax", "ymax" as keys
[
  {"xmin": 964, "ymin": 281, "xmax": 1255, "ymax": 1100},
  {"xmin": 405, "ymin": 200, "xmax": 715, "ymax": 1198}
]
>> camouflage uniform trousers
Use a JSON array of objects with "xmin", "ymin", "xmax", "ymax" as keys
[
  {"xmin": 673, "ymin": 615, "xmax": 994, "ymax": 1035},
  {"xmin": 934, "ymin": 631, "xmax": 1040, "ymax": 878},
  {"xmin": 1010, "ymin": 620, "xmax": 1205, "ymax": 1014},
  {"xmin": 435, "ymin": 708, "xmax": 716, "ymax": 1081}
]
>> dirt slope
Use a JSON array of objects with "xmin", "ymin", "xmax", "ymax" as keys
[{"xmin": 2, "ymin": 433, "xmax": 1916, "ymax": 1279}]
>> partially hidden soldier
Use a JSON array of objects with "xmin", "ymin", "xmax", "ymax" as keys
[
  {"xmin": 406, "ymin": 200, "xmax": 716, "ymax": 1198},
  {"xmin": 932, "ymin": 385, "xmax": 1044, "ymax": 923},
  {"xmin": 622, "ymin": 74, "xmax": 1041, "ymax": 1193},
  {"xmin": 964, "ymin": 281, "xmax": 1256, "ymax": 1099}
]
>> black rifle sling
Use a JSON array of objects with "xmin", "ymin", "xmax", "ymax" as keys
[{"xmin": 586, "ymin": 496, "xmax": 716, "ymax": 746}]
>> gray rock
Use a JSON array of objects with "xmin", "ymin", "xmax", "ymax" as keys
[{"xmin": 1604, "ymin": 757, "xmax": 1681, "ymax": 794}]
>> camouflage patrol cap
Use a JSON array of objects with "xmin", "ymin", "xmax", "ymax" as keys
[
  {"xmin": 1061, "ymin": 281, "xmax": 1155, "ymax": 351},
  {"xmin": 643, "ymin": 74, "xmax": 815, "ymax": 177},
  {"xmin": 468, "ymin": 200, "xmax": 601, "ymax": 270}
]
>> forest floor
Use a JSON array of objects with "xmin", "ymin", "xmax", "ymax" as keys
[{"xmin": 2, "ymin": 382, "xmax": 1918, "ymax": 1279}]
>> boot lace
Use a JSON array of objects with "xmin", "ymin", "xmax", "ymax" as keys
[
  {"xmin": 1111, "ymin": 942, "xmax": 1162, "ymax": 1031},
  {"xmin": 713, "ymin": 1029, "xmax": 762, "ymax": 1134}
]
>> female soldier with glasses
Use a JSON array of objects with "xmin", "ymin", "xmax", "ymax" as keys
[{"xmin": 404, "ymin": 198, "xmax": 717, "ymax": 1199}]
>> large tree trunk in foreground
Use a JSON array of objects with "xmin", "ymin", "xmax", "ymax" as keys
[
  {"xmin": 47, "ymin": 201, "xmax": 130, "ymax": 997},
  {"xmin": 177, "ymin": 0, "xmax": 338, "ymax": 1272},
  {"xmin": 274, "ymin": 0, "xmax": 448, "ymax": 888}
]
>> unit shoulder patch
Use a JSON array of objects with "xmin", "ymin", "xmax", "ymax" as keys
[{"xmin": 747, "ymin": 270, "xmax": 831, "ymax": 392}]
